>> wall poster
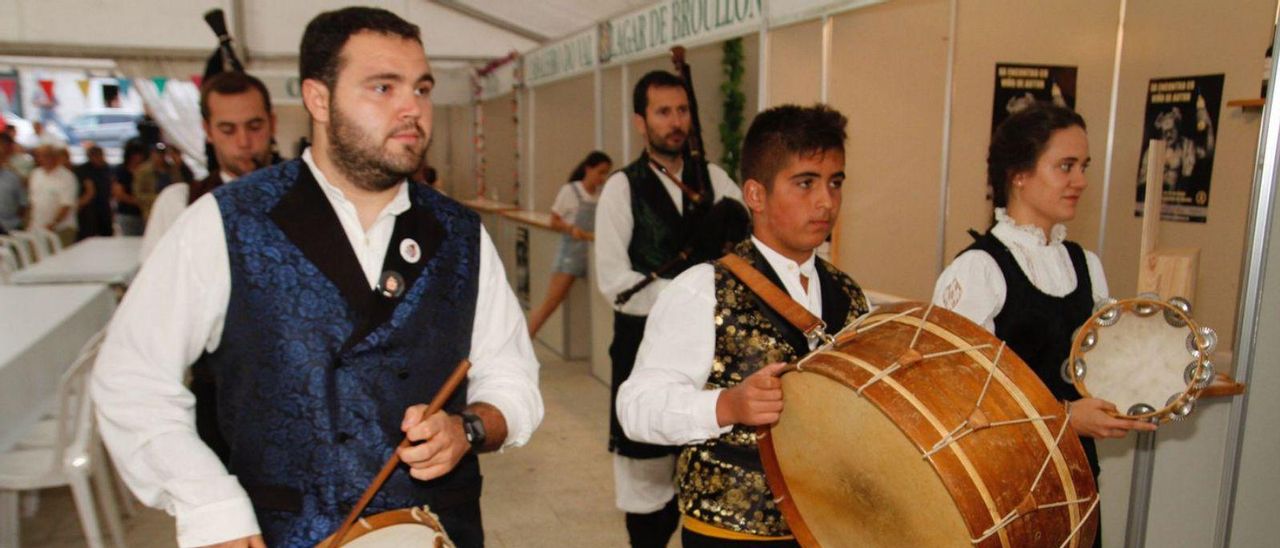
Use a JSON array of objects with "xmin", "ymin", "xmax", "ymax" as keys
[
  {"xmin": 991, "ymin": 63, "xmax": 1078, "ymax": 134},
  {"xmin": 1134, "ymin": 74, "xmax": 1224, "ymax": 223}
]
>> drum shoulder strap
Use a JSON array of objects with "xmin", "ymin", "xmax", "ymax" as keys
[{"xmin": 717, "ymin": 253, "xmax": 825, "ymax": 336}]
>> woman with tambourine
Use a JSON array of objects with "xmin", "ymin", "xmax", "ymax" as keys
[{"xmin": 932, "ymin": 104, "xmax": 1157, "ymax": 544}]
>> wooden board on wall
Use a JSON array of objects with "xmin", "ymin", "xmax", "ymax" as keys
[{"xmin": 827, "ymin": 0, "xmax": 950, "ymax": 301}]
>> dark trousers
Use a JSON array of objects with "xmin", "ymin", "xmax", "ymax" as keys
[
  {"xmin": 681, "ymin": 526, "xmax": 800, "ymax": 548},
  {"xmin": 435, "ymin": 498, "xmax": 484, "ymax": 548},
  {"xmin": 624, "ymin": 497, "xmax": 679, "ymax": 548},
  {"xmin": 609, "ymin": 312, "xmax": 678, "ymax": 458}
]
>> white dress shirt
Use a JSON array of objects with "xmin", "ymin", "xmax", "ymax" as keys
[
  {"xmin": 92, "ymin": 150, "xmax": 543, "ymax": 547},
  {"xmin": 594, "ymin": 161, "xmax": 742, "ymax": 316},
  {"xmin": 932, "ymin": 208, "xmax": 1110, "ymax": 331},
  {"xmin": 140, "ymin": 172, "xmax": 235, "ymax": 262},
  {"xmin": 28, "ymin": 165, "xmax": 78, "ymax": 231},
  {"xmin": 616, "ymin": 237, "xmax": 822, "ymax": 446}
]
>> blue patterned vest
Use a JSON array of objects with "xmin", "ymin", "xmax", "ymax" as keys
[{"xmin": 207, "ymin": 160, "xmax": 481, "ymax": 546}]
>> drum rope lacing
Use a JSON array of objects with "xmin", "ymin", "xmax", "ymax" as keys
[
  {"xmin": 969, "ymin": 402, "xmax": 1098, "ymax": 546},
  {"xmin": 923, "ymin": 342, "xmax": 1059, "ymax": 458},
  {"xmin": 854, "ymin": 304, "xmax": 996, "ymax": 396}
]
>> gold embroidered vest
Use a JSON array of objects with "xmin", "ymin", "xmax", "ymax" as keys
[{"xmin": 676, "ymin": 240, "xmax": 869, "ymax": 536}]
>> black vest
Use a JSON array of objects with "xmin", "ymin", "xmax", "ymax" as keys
[
  {"xmin": 622, "ymin": 152, "xmax": 716, "ymax": 278},
  {"xmin": 676, "ymin": 240, "xmax": 869, "ymax": 536},
  {"xmin": 963, "ymin": 232, "xmax": 1100, "ymax": 474}
]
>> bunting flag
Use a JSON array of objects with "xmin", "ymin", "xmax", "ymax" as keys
[
  {"xmin": 152, "ymin": 77, "xmax": 168, "ymax": 96},
  {"xmin": 117, "ymin": 78, "xmax": 132, "ymax": 97},
  {"xmin": 191, "ymin": 75, "xmax": 203, "ymax": 89},
  {"xmin": 0, "ymin": 80, "xmax": 16, "ymax": 105},
  {"xmin": 76, "ymin": 79, "xmax": 91, "ymax": 99},
  {"xmin": 37, "ymin": 79, "xmax": 55, "ymax": 102}
]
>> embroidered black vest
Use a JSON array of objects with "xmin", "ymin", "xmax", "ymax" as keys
[
  {"xmin": 963, "ymin": 231, "xmax": 1099, "ymax": 475},
  {"xmin": 623, "ymin": 152, "xmax": 716, "ymax": 278},
  {"xmin": 676, "ymin": 240, "xmax": 869, "ymax": 536}
]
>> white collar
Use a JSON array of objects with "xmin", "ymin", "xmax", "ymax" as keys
[
  {"xmin": 302, "ymin": 148, "xmax": 411, "ymax": 218},
  {"xmin": 993, "ymin": 207, "xmax": 1066, "ymax": 246},
  {"xmin": 220, "ymin": 171, "xmax": 237, "ymax": 184},
  {"xmin": 751, "ymin": 235, "xmax": 817, "ymax": 277}
]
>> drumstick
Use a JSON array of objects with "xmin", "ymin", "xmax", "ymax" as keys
[{"xmin": 326, "ymin": 359, "xmax": 472, "ymax": 547}]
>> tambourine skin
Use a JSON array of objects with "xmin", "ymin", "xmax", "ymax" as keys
[
  {"xmin": 760, "ymin": 302, "xmax": 1098, "ymax": 548},
  {"xmin": 1068, "ymin": 297, "xmax": 1213, "ymax": 423},
  {"xmin": 315, "ymin": 506, "xmax": 453, "ymax": 547}
]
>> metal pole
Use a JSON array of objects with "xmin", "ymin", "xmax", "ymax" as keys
[{"xmin": 1123, "ymin": 431, "xmax": 1157, "ymax": 548}]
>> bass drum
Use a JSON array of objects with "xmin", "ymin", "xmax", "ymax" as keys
[{"xmin": 759, "ymin": 302, "xmax": 1098, "ymax": 547}]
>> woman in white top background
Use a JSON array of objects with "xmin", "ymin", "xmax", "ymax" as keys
[
  {"xmin": 932, "ymin": 106, "xmax": 1155, "ymax": 539},
  {"xmin": 528, "ymin": 150, "xmax": 612, "ymax": 336}
]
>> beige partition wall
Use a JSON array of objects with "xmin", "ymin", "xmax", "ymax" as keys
[
  {"xmin": 827, "ymin": 0, "xmax": 951, "ymax": 300},
  {"xmin": 480, "ymin": 94, "xmax": 519, "ymax": 204},
  {"xmin": 445, "ymin": 105, "xmax": 476, "ymax": 198},
  {"xmin": 531, "ymin": 74, "xmax": 597, "ymax": 210},
  {"xmin": 600, "ymin": 66, "xmax": 624, "ymax": 161},
  {"xmin": 766, "ymin": 18, "xmax": 823, "ymax": 108},
  {"xmin": 1103, "ymin": 0, "xmax": 1273, "ymax": 360},
  {"xmin": 944, "ymin": 0, "xmax": 1122, "ymax": 260}
]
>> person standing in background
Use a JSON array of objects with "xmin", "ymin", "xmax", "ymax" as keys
[
  {"xmin": 27, "ymin": 144, "xmax": 78, "ymax": 245},
  {"xmin": 75, "ymin": 145, "xmax": 114, "ymax": 239},
  {"xmin": 527, "ymin": 150, "xmax": 612, "ymax": 336}
]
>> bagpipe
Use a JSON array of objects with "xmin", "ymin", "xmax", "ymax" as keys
[
  {"xmin": 614, "ymin": 46, "xmax": 752, "ymax": 307},
  {"xmin": 201, "ymin": 9, "xmax": 283, "ymax": 172}
]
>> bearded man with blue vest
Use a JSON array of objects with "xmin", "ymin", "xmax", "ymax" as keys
[
  {"xmin": 594, "ymin": 70, "xmax": 744, "ymax": 547},
  {"xmin": 92, "ymin": 8, "xmax": 543, "ymax": 548}
]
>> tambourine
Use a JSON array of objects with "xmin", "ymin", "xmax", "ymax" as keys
[{"xmin": 1064, "ymin": 295, "xmax": 1237, "ymax": 423}]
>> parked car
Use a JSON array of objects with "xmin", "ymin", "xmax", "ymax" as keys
[{"xmin": 65, "ymin": 109, "xmax": 142, "ymax": 148}]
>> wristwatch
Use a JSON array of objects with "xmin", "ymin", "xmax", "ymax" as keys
[{"xmin": 460, "ymin": 411, "xmax": 486, "ymax": 452}]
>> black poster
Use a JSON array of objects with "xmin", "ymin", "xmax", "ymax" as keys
[
  {"xmin": 991, "ymin": 63, "xmax": 1078, "ymax": 133},
  {"xmin": 1134, "ymin": 74, "xmax": 1224, "ymax": 223}
]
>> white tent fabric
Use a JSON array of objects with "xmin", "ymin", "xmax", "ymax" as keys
[{"xmin": 133, "ymin": 79, "xmax": 208, "ymax": 179}]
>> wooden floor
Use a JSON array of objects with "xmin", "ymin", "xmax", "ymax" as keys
[{"xmin": 18, "ymin": 346, "xmax": 672, "ymax": 547}]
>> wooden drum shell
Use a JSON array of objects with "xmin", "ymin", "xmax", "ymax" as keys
[{"xmin": 759, "ymin": 302, "xmax": 1098, "ymax": 548}]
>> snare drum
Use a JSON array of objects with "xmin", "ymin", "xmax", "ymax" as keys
[
  {"xmin": 1065, "ymin": 295, "xmax": 1217, "ymax": 422},
  {"xmin": 759, "ymin": 302, "xmax": 1098, "ymax": 547},
  {"xmin": 316, "ymin": 506, "xmax": 454, "ymax": 547}
]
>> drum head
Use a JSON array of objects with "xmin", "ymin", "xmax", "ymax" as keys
[
  {"xmin": 343, "ymin": 523, "xmax": 446, "ymax": 546},
  {"xmin": 1077, "ymin": 304, "xmax": 1201, "ymax": 418},
  {"xmin": 771, "ymin": 371, "xmax": 969, "ymax": 547}
]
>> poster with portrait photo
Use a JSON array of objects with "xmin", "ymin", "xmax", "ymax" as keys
[
  {"xmin": 991, "ymin": 63, "xmax": 1078, "ymax": 134},
  {"xmin": 1134, "ymin": 74, "xmax": 1223, "ymax": 223}
]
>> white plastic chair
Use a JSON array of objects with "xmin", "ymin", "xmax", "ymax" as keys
[
  {"xmin": 0, "ymin": 236, "xmax": 34, "ymax": 269},
  {"xmin": 0, "ymin": 247, "xmax": 16, "ymax": 284},
  {"xmin": 30, "ymin": 226, "xmax": 64, "ymax": 254},
  {"xmin": 0, "ymin": 346, "xmax": 126, "ymax": 548},
  {"xmin": 15, "ymin": 329, "xmax": 135, "ymax": 518},
  {"xmin": 9, "ymin": 230, "xmax": 47, "ymax": 262}
]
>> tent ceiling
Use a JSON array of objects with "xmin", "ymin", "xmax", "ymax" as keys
[{"xmin": 0, "ymin": 0, "xmax": 652, "ymax": 66}]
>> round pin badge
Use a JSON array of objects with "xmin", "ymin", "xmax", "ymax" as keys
[
  {"xmin": 400, "ymin": 238, "xmax": 421, "ymax": 264},
  {"xmin": 379, "ymin": 270, "xmax": 406, "ymax": 298}
]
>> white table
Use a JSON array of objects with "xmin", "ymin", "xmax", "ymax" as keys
[
  {"xmin": 0, "ymin": 284, "xmax": 115, "ymax": 452},
  {"xmin": 10, "ymin": 237, "xmax": 142, "ymax": 286}
]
